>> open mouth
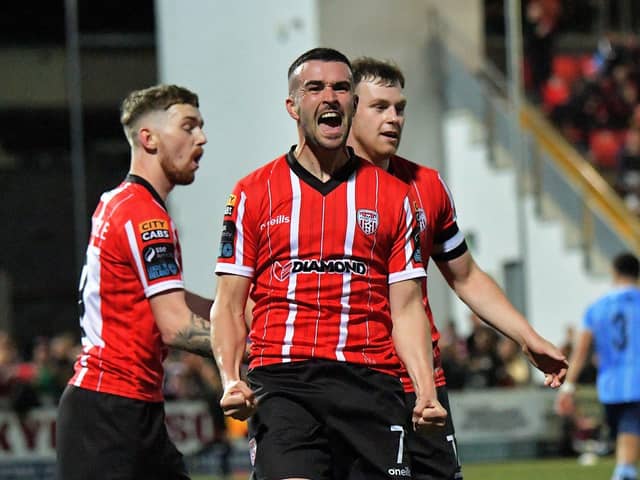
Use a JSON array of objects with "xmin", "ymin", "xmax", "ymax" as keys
[
  {"xmin": 318, "ymin": 111, "xmax": 343, "ymax": 128},
  {"xmin": 381, "ymin": 131, "xmax": 399, "ymax": 139}
]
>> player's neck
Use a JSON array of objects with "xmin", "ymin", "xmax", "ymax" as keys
[
  {"xmin": 372, "ymin": 155, "xmax": 391, "ymax": 172},
  {"xmin": 613, "ymin": 276, "xmax": 637, "ymax": 287},
  {"xmin": 129, "ymin": 154, "xmax": 173, "ymax": 201},
  {"xmin": 294, "ymin": 142, "xmax": 350, "ymax": 182},
  {"xmin": 348, "ymin": 140, "xmax": 390, "ymax": 172}
]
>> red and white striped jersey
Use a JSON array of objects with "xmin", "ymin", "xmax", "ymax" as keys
[
  {"xmin": 69, "ymin": 174, "xmax": 184, "ymax": 402},
  {"xmin": 216, "ymin": 149, "xmax": 425, "ymax": 377},
  {"xmin": 389, "ymin": 155, "xmax": 468, "ymax": 391}
]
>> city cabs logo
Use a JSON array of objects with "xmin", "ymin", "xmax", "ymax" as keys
[{"xmin": 138, "ymin": 219, "xmax": 170, "ymax": 242}]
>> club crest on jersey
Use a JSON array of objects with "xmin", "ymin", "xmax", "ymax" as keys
[
  {"xmin": 415, "ymin": 208, "xmax": 427, "ymax": 232},
  {"xmin": 357, "ymin": 209, "xmax": 379, "ymax": 235}
]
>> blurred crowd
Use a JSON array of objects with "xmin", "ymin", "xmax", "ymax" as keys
[
  {"xmin": 0, "ymin": 330, "xmax": 232, "ymax": 417},
  {"xmin": 0, "ymin": 318, "xmax": 599, "ymax": 414},
  {"xmin": 439, "ymin": 314, "xmax": 597, "ymax": 391},
  {"xmin": 0, "ymin": 331, "xmax": 77, "ymax": 415},
  {"xmin": 526, "ymin": 23, "xmax": 640, "ymax": 213}
]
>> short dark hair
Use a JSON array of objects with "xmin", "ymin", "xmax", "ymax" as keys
[
  {"xmin": 352, "ymin": 56, "xmax": 405, "ymax": 88},
  {"xmin": 120, "ymin": 84, "xmax": 199, "ymax": 139},
  {"xmin": 613, "ymin": 252, "xmax": 640, "ymax": 279},
  {"xmin": 287, "ymin": 47, "xmax": 352, "ymax": 94}
]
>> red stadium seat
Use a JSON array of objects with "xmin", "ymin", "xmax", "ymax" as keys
[
  {"xmin": 542, "ymin": 75, "xmax": 570, "ymax": 113},
  {"xmin": 579, "ymin": 54, "xmax": 598, "ymax": 79},
  {"xmin": 589, "ymin": 130, "xmax": 622, "ymax": 169},
  {"xmin": 552, "ymin": 55, "xmax": 582, "ymax": 85}
]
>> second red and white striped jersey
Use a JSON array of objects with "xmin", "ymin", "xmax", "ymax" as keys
[
  {"xmin": 389, "ymin": 155, "xmax": 468, "ymax": 390},
  {"xmin": 216, "ymin": 148, "xmax": 425, "ymax": 376},
  {"xmin": 69, "ymin": 175, "xmax": 184, "ymax": 402}
]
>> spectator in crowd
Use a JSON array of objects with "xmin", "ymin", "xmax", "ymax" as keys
[
  {"xmin": 497, "ymin": 337, "xmax": 532, "ymax": 386},
  {"xmin": 617, "ymin": 127, "xmax": 640, "ymax": 214},
  {"xmin": 524, "ymin": 0, "xmax": 562, "ymax": 98},
  {"xmin": 30, "ymin": 337, "xmax": 59, "ymax": 405},
  {"xmin": 48, "ymin": 332, "xmax": 79, "ymax": 399},
  {"xmin": 465, "ymin": 326, "xmax": 503, "ymax": 388},
  {"xmin": 439, "ymin": 341, "xmax": 468, "ymax": 391}
]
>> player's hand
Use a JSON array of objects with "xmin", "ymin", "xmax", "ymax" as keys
[
  {"xmin": 412, "ymin": 395, "xmax": 447, "ymax": 431},
  {"xmin": 522, "ymin": 335, "xmax": 568, "ymax": 388},
  {"xmin": 220, "ymin": 379, "xmax": 257, "ymax": 420}
]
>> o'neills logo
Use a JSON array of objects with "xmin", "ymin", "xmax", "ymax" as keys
[
  {"xmin": 388, "ymin": 466, "xmax": 411, "ymax": 477},
  {"xmin": 273, "ymin": 259, "xmax": 367, "ymax": 281},
  {"xmin": 260, "ymin": 214, "xmax": 290, "ymax": 230}
]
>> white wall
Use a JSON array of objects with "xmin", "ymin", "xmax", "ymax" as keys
[{"xmin": 444, "ymin": 112, "xmax": 610, "ymax": 344}]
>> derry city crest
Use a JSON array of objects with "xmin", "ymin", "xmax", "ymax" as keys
[{"xmin": 357, "ymin": 209, "xmax": 379, "ymax": 235}]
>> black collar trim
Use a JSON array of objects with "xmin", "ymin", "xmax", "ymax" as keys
[
  {"xmin": 125, "ymin": 174, "xmax": 166, "ymax": 210},
  {"xmin": 286, "ymin": 146, "xmax": 359, "ymax": 195}
]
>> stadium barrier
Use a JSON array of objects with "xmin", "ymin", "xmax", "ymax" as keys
[{"xmin": 0, "ymin": 387, "xmax": 601, "ymax": 478}]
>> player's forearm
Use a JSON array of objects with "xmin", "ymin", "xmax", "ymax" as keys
[
  {"xmin": 151, "ymin": 290, "xmax": 213, "ymax": 357},
  {"xmin": 169, "ymin": 311, "xmax": 213, "ymax": 357},
  {"xmin": 211, "ymin": 306, "xmax": 247, "ymax": 387},
  {"xmin": 392, "ymin": 306, "xmax": 435, "ymax": 398}
]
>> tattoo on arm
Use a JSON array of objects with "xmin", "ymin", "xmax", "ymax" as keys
[{"xmin": 172, "ymin": 312, "xmax": 213, "ymax": 357}]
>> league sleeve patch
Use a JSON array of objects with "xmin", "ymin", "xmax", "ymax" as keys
[
  {"xmin": 224, "ymin": 194, "xmax": 237, "ymax": 217},
  {"xmin": 138, "ymin": 218, "xmax": 171, "ymax": 242},
  {"xmin": 218, "ymin": 220, "xmax": 236, "ymax": 259},
  {"xmin": 411, "ymin": 226, "xmax": 423, "ymax": 264},
  {"xmin": 143, "ymin": 243, "xmax": 179, "ymax": 280}
]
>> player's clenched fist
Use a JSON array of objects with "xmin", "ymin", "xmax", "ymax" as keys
[
  {"xmin": 412, "ymin": 396, "xmax": 447, "ymax": 431},
  {"xmin": 221, "ymin": 379, "xmax": 257, "ymax": 420}
]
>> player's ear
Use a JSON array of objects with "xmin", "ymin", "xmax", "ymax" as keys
[
  {"xmin": 286, "ymin": 96, "xmax": 300, "ymax": 121},
  {"xmin": 353, "ymin": 94, "xmax": 359, "ymax": 111},
  {"xmin": 138, "ymin": 128, "xmax": 157, "ymax": 152}
]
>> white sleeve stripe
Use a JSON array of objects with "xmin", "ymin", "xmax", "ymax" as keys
[
  {"xmin": 402, "ymin": 196, "xmax": 415, "ymax": 265},
  {"xmin": 235, "ymin": 192, "xmax": 247, "ymax": 265},
  {"xmin": 389, "ymin": 268, "xmax": 426, "ymax": 285},
  {"xmin": 215, "ymin": 263, "xmax": 254, "ymax": 278},
  {"xmin": 433, "ymin": 230, "xmax": 466, "ymax": 254},
  {"xmin": 146, "ymin": 280, "xmax": 184, "ymax": 297},
  {"xmin": 125, "ymin": 220, "xmax": 149, "ymax": 291}
]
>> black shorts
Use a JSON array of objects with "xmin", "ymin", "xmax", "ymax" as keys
[
  {"xmin": 56, "ymin": 385, "xmax": 189, "ymax": 480},
  {"xmin": 405, "ymin": 387, "xmax": 463, "ymax": 480},
  {"xmin": 247, "ymin": 359, "xmax": 410, "ymax": 480}
]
